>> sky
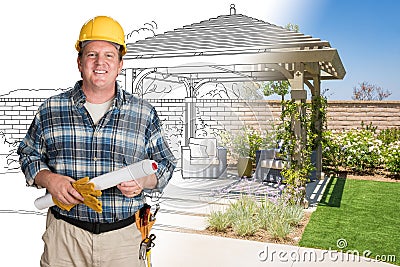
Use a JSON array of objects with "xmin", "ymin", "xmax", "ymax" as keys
[
  {"xmin": 0, "ymin": 0, "xmax": 399, "ymax": 100},
  {"xmin": 300, "ymin": 0, "xmax": 400, "ymax": 100}
]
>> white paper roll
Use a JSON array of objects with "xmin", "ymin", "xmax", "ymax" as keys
[
  {"xmin": 34, "ymin": 159, "xmax": 158, "ymax": 210},
  {"xmin": 34, "ymin": 193, "xmax": 53, "ymax": 210}
]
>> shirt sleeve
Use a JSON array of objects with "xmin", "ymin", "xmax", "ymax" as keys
[
  {"xmin": 145, "ymin": 107, "xmax": 177, "ymax": 192},
  {"xmin": 17, "ymin": 109, "xmax": 50, "ymax": 187}
]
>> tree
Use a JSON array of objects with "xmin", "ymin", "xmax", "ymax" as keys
[
  {"xmin": 285, "ymin": 23, "xmax": 299, "ymax": 33},
  {"xmin": 352, "ymin": 82, "xmax": 392, "ymax": 100},
  {"xmin": 262, "ymin": 80, "xmax": 290, "ymax": 103}
]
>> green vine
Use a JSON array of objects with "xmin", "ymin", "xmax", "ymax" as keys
[
  {"xmin": 278, "ymin": 97, "xmax": 327, "ymax": 206},
  {"xmin": 311, "ymin": 95, "xmax": 327, "ymax": 150}
]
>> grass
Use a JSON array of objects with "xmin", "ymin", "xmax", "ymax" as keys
[{"xmin": 299, "ymin": 177, "xmax": 400, "ymax": 265}]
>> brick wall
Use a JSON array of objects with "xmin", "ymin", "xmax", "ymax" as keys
[
  {"xmin": 0, "ymin": 98, "xmax": 46, "ymax": 140},
  {"xmin": 326, "ymin": 101, "xmax": 400, "ymax": 131},
  {"xmin": 195, "ymin": 99, "xmax": 282, "ymax": 134},
  {"xmin": 1, "ymin": 98, "xmax": 399, "ymax": 142}
]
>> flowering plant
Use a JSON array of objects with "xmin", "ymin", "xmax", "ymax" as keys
[
  {"xmin": 382, "ymin": 141, "xmax": 400, "ymax": 175},
  {"xmin": 341, "ymin": 129, "xmax": 383, "ymax": 173},
  {"xmin": 322, "ymin": 126, "xmax": 400, "ymax": 175}
]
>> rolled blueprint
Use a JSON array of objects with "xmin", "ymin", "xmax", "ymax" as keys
[{"xmin": 34, "ymin": 159, "xmax": 158, "ymax": 210}]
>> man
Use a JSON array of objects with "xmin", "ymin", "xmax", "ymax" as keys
[{"xmin": 17, "ymin": 16, "xmax": 176, "ymax": 267}]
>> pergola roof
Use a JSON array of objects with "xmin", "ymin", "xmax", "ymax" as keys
[{"xmin": 123, "ymin": 11, "xmax": 345, "ymax": 83}]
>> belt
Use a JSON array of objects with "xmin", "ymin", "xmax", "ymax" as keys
[{"xmin": 50, "ymin": 208, "xmax": 135, "ymax": 234}]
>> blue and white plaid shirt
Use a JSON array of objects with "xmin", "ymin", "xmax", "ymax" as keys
[{"xmin": 18, "ymin": 81, "xmax": 176, "ymax": 223}]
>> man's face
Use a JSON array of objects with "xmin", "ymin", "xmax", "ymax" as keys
[{"xmin": 77, "ymin": 40, "xmax": 123, "ymax": 91}]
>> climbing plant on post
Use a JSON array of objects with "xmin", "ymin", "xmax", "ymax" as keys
[
  {"xmin": 279, "ymin": 100, "xmax": 316, "ymax": 206},
  {"xmin": 311, "ymin": 94, "xmax": 327, "ymax": 159}
]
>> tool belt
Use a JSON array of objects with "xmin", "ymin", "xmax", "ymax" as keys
[
  {"xmin": 50, "ymin": 208, "xmax": 135, "ymax": 234},
  {"xmin": 135, "ymin": 203, "xmax": 159, "ymax": 264}
]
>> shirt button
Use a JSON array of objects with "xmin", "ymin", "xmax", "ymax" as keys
[{"xmin": 93, "ymin": 157, "xmax": 98, "ymax": 161}]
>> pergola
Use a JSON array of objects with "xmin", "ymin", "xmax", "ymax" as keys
[{"xmin": 122, "ymin": 5, "xmax": 346, "ymax": 179}]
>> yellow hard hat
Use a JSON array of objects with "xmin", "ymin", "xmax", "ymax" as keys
[{"xmin": 75, "ymin": 16, "xmax": 127, "ymax": 56}]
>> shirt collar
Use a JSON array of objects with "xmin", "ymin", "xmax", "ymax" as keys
[{"xmin": 71, "ymin": 80, "xmax": 125, "ymax": 109}]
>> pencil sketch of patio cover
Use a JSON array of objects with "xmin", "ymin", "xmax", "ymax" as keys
[{"xmin": 122, "ymin": 5, "xmax": 346, "ymax": 179}]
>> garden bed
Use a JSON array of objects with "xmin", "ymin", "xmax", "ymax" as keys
[
  {"xmin": 199, "ymin": 172, "xmax": 400, "ymax": 257},
  {"xmin": 200, "ymin": 209, "xmax": 312, "ymax": 246}
]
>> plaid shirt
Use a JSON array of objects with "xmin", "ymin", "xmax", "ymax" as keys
[{"xmin": 18, "ymin": 81, "xmax": 176, "ymax": 223}]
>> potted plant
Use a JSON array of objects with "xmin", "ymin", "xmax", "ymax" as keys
[
  {"xmin": 255, "ymin": 124, "xmax": 283, "ymax": 169},
  {"xmin": 231, "ymin": 126, "xmax": 263, "ymax": 177}
]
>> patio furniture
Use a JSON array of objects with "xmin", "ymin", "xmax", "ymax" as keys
[
  {"xmin": 181, "ymin": 137, "xmax": 227, "ymax": 179},
  {"xmin": 255, "ymin": 147, "xmax": 318, "ymax": 183},
  {"xmin": 254, "ymin": 148, "xmax": 286, "ymax": 183}
]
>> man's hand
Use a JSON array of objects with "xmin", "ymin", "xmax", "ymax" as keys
[
  {"xmin": 117, "ymin": 173, "xmax": 157, "ymax": 198},
  {"xmin": 35, "ymin": 170, "xmax": 84, "ymax": 206}
]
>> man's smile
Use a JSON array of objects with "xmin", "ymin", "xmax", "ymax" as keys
[{"xmin": 94, "ymin": 70, "xmax": 107, "ymax": 74}]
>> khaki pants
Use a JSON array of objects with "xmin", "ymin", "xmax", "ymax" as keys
[{"xmin": 40, "ymin": 210, "xmax": 146, "ymax": 267}]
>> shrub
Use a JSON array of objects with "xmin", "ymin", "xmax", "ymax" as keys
[
  {"xmin": 322, "ymin": 126, "xmax": 400, "ymax": 176},
  {"xmin": 322, "ymin": 128, "xmax": 383, "ymax": 174},
  {"xmin": 378, "ymin": 128, "xmax": 400, "ymax": 145},
  {"xmin": 0, "ymin": 131, "xmax": 20, "ymax": 173},
  {"xmin": 208, "ymin": 210, "xmax": 230, "ymax": 232},
  {"xmin": 382, "ymin": 141, "xmax": 400, "ymax": 175},
  {"xmin": 341, "ymin": 129, "xmax": 383, "ymax": 173},
  {"xmin": 258, "ymin": 198, "xmax": 304, "ymax": 240},
  {"xmin": 258, "ymin": 198, "xmax": 280, "ymax": 230},
  {"xmin": 230, "ymin": 126, "xmax": 264, "ymax": 161},
  {"xmin": 225, "ymin": 195, "xmax": 259, "ymax": 236},
  {"xmin": 226, "ymin": 195, "xmax": 259, "ymax": 219},
  {"xmin": 207, "ymin": 195, "xmax": 304, "ymax": 239},
  {"xmin": 281, "ymin": 204, "xmax": 304, "ymax": 226},
  {"xmin": 232, "ymin": 216, "xmax": 259, "ymax": 236},
  {"xmin": 267, "ymin": 216, "xmax": 292, "ymax": 241},
  {"xmin": 322, "ymin": 130, "xmax": 346, "ymax": 170},
  {"xmin": 218, "ymin": 125, "xmax": 280, "ymax": 164}
]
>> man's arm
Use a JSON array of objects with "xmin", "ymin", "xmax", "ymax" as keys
[{"xmin": 17, "ymin": 109, "xmax": 83, "ymax": 205}]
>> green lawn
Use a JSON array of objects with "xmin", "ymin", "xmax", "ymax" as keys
[{"xmin": 300, "ymin": 177, "xmax": 400, "ymax": 265}]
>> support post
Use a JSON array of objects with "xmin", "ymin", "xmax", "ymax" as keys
[
  {"xmin": 184, "ymin": 97, "xmax": 197, "ymax": 146},
  {"xmin": 181, "ymin": 78, "xmax": 209, "ymax": 146},
  {"xmin": 311, "ymin": 75, "xmax": 323, "ymax": 180},
  {"xmin": 125, "ymin": 68, "xmax": 134, "ymax": 94},
  {"xmin": 181, "ymin": 78, "xmax": 196, "ymax": 146},
  {"xmin": 288, "ymin": 63, "xmax": 306, "ymax": 167}
]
